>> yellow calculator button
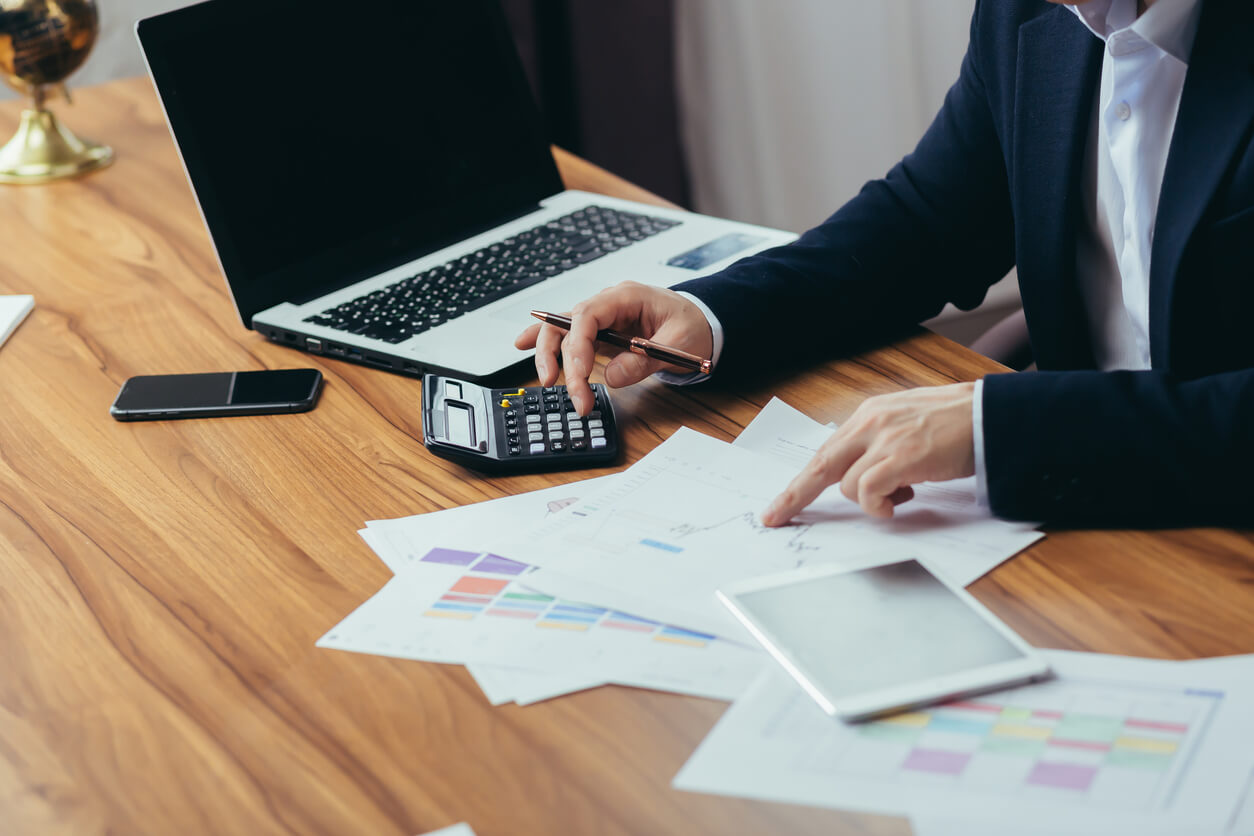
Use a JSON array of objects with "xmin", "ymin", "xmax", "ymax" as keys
[
  {"xmin": 499, "ymin": 399, "xmax": 512, "ymax": 408},
  {"xmin": 503, "ymin": 389, "xmax": 525, "ymax": 398}
]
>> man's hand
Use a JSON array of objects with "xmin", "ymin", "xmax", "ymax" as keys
[
  {"xmin": 762, "ymin": 382, "xmax": 977, "ymax": 522},
  {"xmin": 514, "ymin": 281, "xmax": 714, "ymax": 415}
]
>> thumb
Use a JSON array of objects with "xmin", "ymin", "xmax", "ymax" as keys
[{"xmin": 604, "ymin": 351, "xmax": 664, "ymax": 388}]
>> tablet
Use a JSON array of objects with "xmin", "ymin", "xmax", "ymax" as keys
[{"xmin": 718, "ymin": 560, "xmax": 1051, "ymax": 721}]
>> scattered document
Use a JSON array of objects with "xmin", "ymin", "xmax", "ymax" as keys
[
  {"xmin": 513, "ymin": 425, "xmax": 1043, "ymax": 640},
  {"xmin": 419, "ymin": 824, "xmax": 477, "ymax": 836},
  {"xmin": 464, "ymin": 663, "xmax": 607, "ymax": 706},
  {"xmin": 322, "ymin": 514, "xmax": 764, "ymax": 702},
  {"xmin": 674, "ymin": 650, "xmax": 1254, "ymax": 835},
  {"xmin": 0, "ymin": 294, "xmax": 33, "ymax": 350}
]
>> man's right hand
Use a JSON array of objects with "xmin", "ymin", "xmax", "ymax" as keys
[{"xmin": 513, "ymin": 281, "xmax": 714, "ymax": 416}]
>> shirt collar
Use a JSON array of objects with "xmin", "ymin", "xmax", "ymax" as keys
[{"xmin": 1068, "ymin": 0, "xmax": 1202, "ymax": 62}]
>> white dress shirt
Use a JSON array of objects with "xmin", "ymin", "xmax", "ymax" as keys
[
  {"xmin": 973, "ymin": 0, "xmax": 1202, "ymax": 501},
  {"xmin": 669, "ymin": 0, "xmax": 1202, "ymax": 507}
]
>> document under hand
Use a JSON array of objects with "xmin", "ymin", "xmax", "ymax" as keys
[{"xmin": 510, "ymin": 404, "xmax": 1043, "ymax": 641}]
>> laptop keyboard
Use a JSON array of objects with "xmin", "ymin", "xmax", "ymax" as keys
[{"xmin": 302, "ymin": 205, "xmax": 681, "ymax": 344}]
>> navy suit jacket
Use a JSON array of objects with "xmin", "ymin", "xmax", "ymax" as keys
[{"xmin": 673, "ymin": 0, "xmax": 1254, "ymax": 527}]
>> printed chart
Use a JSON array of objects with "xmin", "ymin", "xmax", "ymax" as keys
[
  {"xmin": 318, "ymin": 542, "xmax": 763, "ymax": 701},
  {"xmin": 420, "ymin": 547, "xmax": 717, "ymax": 648},
  {"xmin": 788, "ymin": 688, "xmax": 1202, "ymax": 807},
  {"xmin": 674, "ymin": 652, "xmax": 1254, "ymax": 833}
]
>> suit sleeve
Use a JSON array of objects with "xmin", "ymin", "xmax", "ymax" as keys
[
  {"xmin": 671, "ymin": 0, "xmax": 1015, "ymax": 379},
  {"xmin": 982, "ymin": 369, "xmax": 1254, "ymax": 526}
]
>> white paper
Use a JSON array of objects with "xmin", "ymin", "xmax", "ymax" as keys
[
  {"xmin": 419, "ymin": 824, "xmax": 477, "ymax": 836},
  {"xmin": 0, "ymin": 294, "xmax": 33, "ymax": 350},
  {"xmin": 464, "ymin": 663, "xmax": 606, "ymax": 706},
  {"xmin": 320, "ymin": 523, "xmax": 764, "ymax": 701},
  {"xmin": 514, "ymin": 426, "xmax": 1042, "ymax": 640},
  {"xmin": 674, "ymin": 650, "xmax": 1254, "ymax": 834}
]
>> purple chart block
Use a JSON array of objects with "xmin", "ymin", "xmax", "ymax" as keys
[{"xmin": 419, "ymin": 548, "xmax": 480, "ymax": 566}]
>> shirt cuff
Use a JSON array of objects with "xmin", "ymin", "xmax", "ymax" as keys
[
  {"xmin": 654, "ymin": 291, "xmax": 725, "ymax": 386},
  {"xmin": 972, "ymin": 378, "xmax": 990, "ymax": 507}
]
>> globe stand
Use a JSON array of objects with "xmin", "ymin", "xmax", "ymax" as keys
[{"xmin": 0, "ymin": 107, "xmax": 113, "ymax": 185}]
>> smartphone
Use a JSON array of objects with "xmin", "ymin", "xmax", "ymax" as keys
[{"xmin": 109, "ymin": 369, "xmax": 323, "ymax": 421}]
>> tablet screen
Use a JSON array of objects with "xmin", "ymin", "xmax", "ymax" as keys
[{"xmin": 733, "ymin": 560, "xmax": 1026, "ymax": 701}]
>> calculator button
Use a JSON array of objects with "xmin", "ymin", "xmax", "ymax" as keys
[
  {"xmin": 543, "ymin": 386, "xmax": 560, "ymax": 394},
  {"xmin": 528, "ymin": 431, "xmax": 544, "ymax": 443},
  {"xmin": 523, "ymin": 394, "xmax": 539, "ymax": 404},
  {"xmin": 504, "ymin": 409, "xmax": 517, "ymax": 418},
  {"xmin": 587, "ymin": 419, "xmax": 603, "ymax": 429},
  {"xmin": 526, "ymin": 414, "xmax": 541, "ymax": 425},
  {"xmin": 570, "ymin": 438, "xmax": 588, "ymax": 451},
  {"xmin": 525, "ymin": 404, "xmax": 540, "ymax": 415},
  {"xmin": 568, "ymin": 427, "xmax": 585, "ymax": 438},
  {"xmin": 528, "ymin": 442, "xmax": 546, "ymax": 454},
  {"xmin": 587, "ymin": 410, "xmax": 601, "ymax": 420},
  {"xmin": 590, "ymin": 437, "xmax": 607, "ymax": 449},
  {"xmin": 545, "ymin": 413, "xmax": 562, "ymax": 424},
  {"xmin": 502, "ymin": 389, "xmax": 525, "ymax": 398},
  {"xmin": 544, "ymin": 401, "xmax": 563, "ymax": 413},
  {"xmin": 589, "ymin": 428, "xmax": 605, "ymax": 438},
  {"xmin": 547, "ymin": 430, "xmax": 562, "ymax": 441},
  {"xmin": 550, "ymin": 440, "xmax": 566, "ymax": 452},
  {"xmin": 498, "ymin": 399, "xmax": 512, "ymax": 408},
  {"xmin": 508, "ymin": 445, "xmax": 522, "ymax": 456}
]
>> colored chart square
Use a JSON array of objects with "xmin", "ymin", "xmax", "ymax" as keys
[
  {"xmin": 1052, "ymin": 714, "xmax": 1124, "ymax": 743},
  {"xmin": 640, "ymin": 538, "xmax": 683, "ymax": 553},
  {"xmin": 902, "ymin": 748, "xmax": 971, "ymax": 776},
  {"xmin": 1027, "ymin": 761, "xmax": 1098, "ymax": 791},
  {"xmin": 473, "ymin": 554, "xmax": 528, "ymax": 575},
  {"xmin": 486, "ymin": 608, "xmax": 540, "ymax": 620},
  {"xmin": 450, "ymin": 576, "xmax": 510, "ymax": 596},
  {"xmin": 980, "ymin": 735, "xmax": 1046, "ymax": 757},
  {"xmin": 602, "ymin": 620, "xmax": 655, "ymax": 633},
  {"xmin": 928, "ymin": 715, "xmax": 994, "ymax": 736},
  {"xmin": 421, "ymin": 548, "xmax": 480, "ymax": 566}
]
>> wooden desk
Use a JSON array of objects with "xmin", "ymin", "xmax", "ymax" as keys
[{"xmin": 1, "ymin": 78, "xmax": 1251, "ymax": 836}]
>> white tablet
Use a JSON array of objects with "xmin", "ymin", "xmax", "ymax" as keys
[{"xmin": 718, "ymin": 559, "xmax": 1051, "ymax": 721}]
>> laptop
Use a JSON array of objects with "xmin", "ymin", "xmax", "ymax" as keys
[{"xmin": 136, "ymin": 0, "xmax": 796, "ymax": 382}]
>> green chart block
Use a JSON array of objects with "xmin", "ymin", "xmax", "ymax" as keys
[{"xmin": 1052, "ymin": 714, "xmax": 1124, "ymax": 743}]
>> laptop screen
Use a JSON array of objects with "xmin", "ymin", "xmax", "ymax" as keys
[{"xmin": 139, "ymin": 0, "xmax": 563, "ymax": 325}]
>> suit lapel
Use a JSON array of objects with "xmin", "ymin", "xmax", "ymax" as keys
[
  {"xmin": 1013, "ymin": 8, "xmax": 1103, "ymax": 370},
  {"xmin": 1150, "ymin": 0, "xmax": 1254, "ymax": 368}
]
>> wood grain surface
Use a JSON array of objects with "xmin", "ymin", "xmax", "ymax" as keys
[{"xmin": 0, "ymin": 78, "xmax": 1251, "ymax": 836}]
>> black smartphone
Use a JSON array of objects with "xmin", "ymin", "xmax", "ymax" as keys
[{"xmin": 109, "ymin": 369, "xmax": 323, "ymax": 421}]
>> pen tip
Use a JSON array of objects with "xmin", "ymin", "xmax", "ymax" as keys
[{"xmin": 530, "ymin": 310, "xmax": 545, "ymax": 320}]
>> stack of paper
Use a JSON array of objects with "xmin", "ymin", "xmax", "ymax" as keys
[{"xmin": 319, "ymin": 398, "xmax": 1045, "ymax": 706}]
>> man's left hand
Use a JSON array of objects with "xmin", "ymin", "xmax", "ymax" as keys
[{"xmin": 762, "ymin": 382, "xmax": 977, "ymax": 523}]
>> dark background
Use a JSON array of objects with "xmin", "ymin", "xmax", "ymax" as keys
[{"xmin": 501, "ymin": 0, "xmax": 690, "ymax": 207}]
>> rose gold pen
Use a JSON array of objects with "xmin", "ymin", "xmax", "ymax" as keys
[{"xmin": 530, "ymin": 310, "xmax": 714, "ymax": 375}]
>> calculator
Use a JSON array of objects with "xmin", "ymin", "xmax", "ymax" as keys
[{"xmin": 421, "ymin": 374, "xmax": 620, "ymax": 473}]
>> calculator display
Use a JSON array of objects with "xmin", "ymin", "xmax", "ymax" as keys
[{"xmin": 445, "ymin": 402, "xmax": 474, "ymax": 448}]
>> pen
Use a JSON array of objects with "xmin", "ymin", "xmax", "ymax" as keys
[{"xmin": 530, "ymin": 310, "xmax": 714, "ymax": 375}]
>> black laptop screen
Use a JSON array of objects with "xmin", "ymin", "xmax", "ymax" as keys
[{"xmin": 139, "ymin": 0, "xmax": 562, "ymax": 325}]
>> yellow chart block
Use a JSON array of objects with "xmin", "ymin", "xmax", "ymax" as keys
[
  {"xmin": 537, "ymin": 621, "xmax": 590, "ymax": 632},
  {"xmin": 424, "ymin": 610, "xmax": 475, "ymax": 620},
  {"xmin": 880, "ymin": 712, "xmax": 931, "ymax": 728},
  {"xmin": 654, "ymin": 635, "xmax": 707, "ymax": 648},
  {"xmin": 991, "ymin": 723, "xmax": 1052, "ymax": 740},
  {"xmin": 1115, "ymin": 736, "xmax": 1178, "ymax": 755}
]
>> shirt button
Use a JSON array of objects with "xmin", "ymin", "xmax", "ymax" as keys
[{"xmin": 1115, "ymin": 101, "xmax": 1131, "ymax": 121}]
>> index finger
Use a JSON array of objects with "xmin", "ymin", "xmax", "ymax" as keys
[
  {"xmin": 562, "ymin": 293, "xmax": 638, "ymax": 415},
  {"xmin": 761, "ymin": 434, "xmax": 865, "ymax": 526}
]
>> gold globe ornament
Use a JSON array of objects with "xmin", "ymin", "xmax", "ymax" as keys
[{"xmin": 0, "ymin": 0, "xmax": 112, "ymax": 184}]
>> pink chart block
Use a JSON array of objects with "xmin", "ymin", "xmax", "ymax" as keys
[
  {"xmin": 1027, "ymin": 761, "xmax": 1098, "ymax": 791},
  {"xmin": 902, "ymin": 748, "xmax": 972, "ymax": 776}
]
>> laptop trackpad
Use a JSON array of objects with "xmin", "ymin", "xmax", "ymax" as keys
[{"xmin": 489, "ymin": 282, "xmax": 589, "ymax": 325}]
